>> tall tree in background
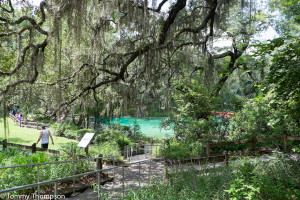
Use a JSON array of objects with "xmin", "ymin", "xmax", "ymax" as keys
[{"xmin": 254, "ymin": 0, "xmax": 300, "ymax": 122}]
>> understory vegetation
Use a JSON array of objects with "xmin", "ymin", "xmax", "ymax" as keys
[
  {"xmin": 0, "ymin": 146, "xmax": 94, "ymax": 196},
  {"xmin": 52, "ymin": 121, "xmax": 145, "ymax": 157},
  {"xmin": 125, "ymin": 153, "xmax": 300, "ymax": 200}
]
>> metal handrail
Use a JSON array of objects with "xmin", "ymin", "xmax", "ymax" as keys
[
  {"xmin": 124, "ymin": 144, "xmax": 163, "ymax": 147},
  {"xmin": 0, "ymin": 153, "xmax": 232, "ymax": 197},
  {"xmin": 0, "ymin": 155, "xmax": 117, "ymax": 170},
  {"xmin": 0, "ymin": 158, "xmax": 162, "ymax": 195},
  {"xmin": 123, "ymin": 144, "xmax": 164, "ymax": 162},
  {"xmin": 178, "ymin": 155, "xmax": 226, "ymax": 160}
]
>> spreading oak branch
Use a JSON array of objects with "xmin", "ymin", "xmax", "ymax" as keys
[
  {"xmin": 55, "ymin": 0, "xmax": 224, "ymax": 113},
  {"xmin": 1, "ymin": 39, "xmax": 48, "ymax": 95}
]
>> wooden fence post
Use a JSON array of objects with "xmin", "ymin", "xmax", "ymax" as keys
[
  {"xmin": 223, "ymin": 150, "xmax": 229, "ymax": 167},
  {"xmin": 164, "ymin": 159, "xmax": 170, "ymax": 180},
  {"xmin": 3, "ymin": 139, "xmax": 7, "ymax": 150},
  {"xmin": 252, "ymin": 137, "xmax": 257, "ymax": 152},
  {"xmin": 206, "ymin": 142, "xmax": 211, "ymax": 157},
  {"xmin": 97, "ymin": 154, "xmax": 103, "ymax": 170},
  {"xmin": 283, "ymin": 132, "xmax": 287, "ymax": 152},
  {"xmin": 85, "ymin": 146, "xmax": 89, "ymax": 156},
  {"xmin": 32, "ymin": 143, "xmax": 37, "ymax": 153},
  {"xmin": 36, "ymin": 122, "xmax": 39, "ymax": 129}
]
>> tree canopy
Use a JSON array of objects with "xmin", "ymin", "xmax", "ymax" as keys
[{"xmin": 0, "ymin": 0, "xmax": 262, "ymax": 118}]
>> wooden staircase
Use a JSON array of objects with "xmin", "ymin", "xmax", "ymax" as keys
[{"xmin": 9, "ymin": 113, "xmax": 48, "ymax": 130}]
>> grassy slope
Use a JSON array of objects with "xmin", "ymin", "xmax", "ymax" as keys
[{"xmin": 0, "ymin": 117, "xmax": 77, "ymax": 150}]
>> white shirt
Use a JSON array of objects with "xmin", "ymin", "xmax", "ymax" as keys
[{"xmin": 41, "ymin": 130, "xmax": 50, "ymax": 144}]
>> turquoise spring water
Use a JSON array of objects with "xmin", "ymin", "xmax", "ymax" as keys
[{"xmin": 112, "ymin": 117, "xmax": 174, "ymax": 139}]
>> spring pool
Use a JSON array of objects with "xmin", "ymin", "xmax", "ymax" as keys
[{"xmin": 112, "ymin": 117, "xmax": 173, "ymax": 139}]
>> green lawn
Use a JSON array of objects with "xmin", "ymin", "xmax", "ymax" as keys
[{"xmin": 0, "ymin": 117, "xmax": 77, "ymax": 150}]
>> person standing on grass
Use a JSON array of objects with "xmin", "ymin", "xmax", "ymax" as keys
[{"xmin": 37, "ymin": 126, "xmax": 54, "ymax": 149}]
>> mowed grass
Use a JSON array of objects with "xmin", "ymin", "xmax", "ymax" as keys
[{"xmin": 0, "ymin": 117, "xmax": 77, "ymax": 150}]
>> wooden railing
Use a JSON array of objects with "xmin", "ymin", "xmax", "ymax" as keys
[
  {"xmin": 9, "ymin": 113, "xmax": 48, "ymax": 130},
  {"xmin": 207, "ymin": 133, "xmax": 300, "ymax": 156},
  {"xmin": 0, "ymin": 139, "xmax": 59, "ymax": 154}
]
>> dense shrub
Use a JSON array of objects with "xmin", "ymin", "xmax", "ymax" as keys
[
  {"xmin": 52, "ymin": 121, "xmax": 97, "ymax": 140},
  {"xmin": 94, "ymin": 124, "xmax": 133, "ymax": 150},
  {"xmin": 59, "ymin": 142, "xmax": 86, "ymax": 158},
  {"xmin": 162, "ymin": 140, "xmax": 203, "ymax": 159},
  {"xmin": 90, "ymin": 142, "xmax": 122, "ymax": 160},
  {"xmin": 63, "ymin": 130, "xmax": 78, "ymax": 139},
  {"xmin": 162, "ymin": 115, "xmax": 230, "ymax": 143},
  {"xmin": 130, "ymin": 120, "xmax": 143, "ymax": 137},
  {"xmin": 229, "ymin": 92, "xmax": 300, "ymax": 140},
  {"xmin": 52, "ymin": 121, "xmax": 80, "ymax": 138},
  {"xmin": 0, "ymin": 146, "xmax": 94, "ymax": 197}
]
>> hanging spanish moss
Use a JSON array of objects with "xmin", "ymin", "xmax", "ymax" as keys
[{"xmin": 0, "ymin": 0, "xmax": 260, "ymax": 121}]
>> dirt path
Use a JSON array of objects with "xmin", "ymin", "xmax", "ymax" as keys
[{"xmin": 66, "ymin": 155, "xmax": 165, "ymax": 200}]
